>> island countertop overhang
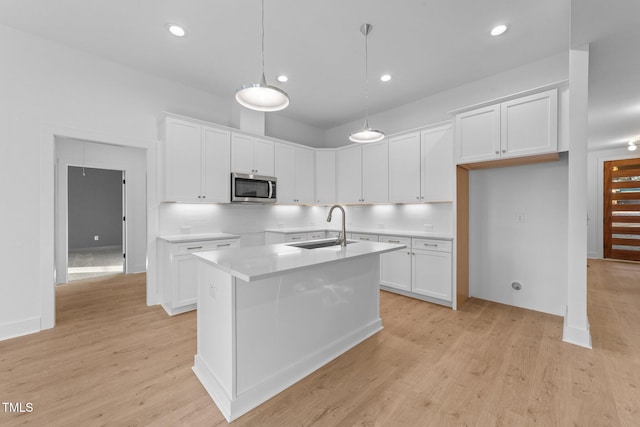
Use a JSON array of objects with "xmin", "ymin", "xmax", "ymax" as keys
[{"xmin": 193, "ymin": 240, "xmax": 406, "ymax": 282}]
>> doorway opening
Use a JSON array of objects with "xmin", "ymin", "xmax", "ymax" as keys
[
  {"xmin": 67, "ymin": 166, "xmax": 126, "ymax": 281},
  {"xmin": 603, "ymin": 158, "xmax": 640, "ymax": 262}
]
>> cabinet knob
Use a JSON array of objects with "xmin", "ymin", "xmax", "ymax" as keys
[
  {"xmin": 501, "ymin": 149, "xmax": 506, "ymax": 153},
  {"xmin": 416, "ymin": 196, "xmax": 420, "ymax": 199},
  {"xmin": 495, "ymin": 151, "xmax": 499, "ymax": 155}
]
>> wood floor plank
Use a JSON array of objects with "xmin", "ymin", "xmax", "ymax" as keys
[{"xmin": 1, "ymin": 260, "xmax": 639, "ymax": 426}]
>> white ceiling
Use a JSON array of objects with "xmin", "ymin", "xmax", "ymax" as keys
[{"xmin": 0, "ymin": 0, "xmax": 570, "ymax": 130}]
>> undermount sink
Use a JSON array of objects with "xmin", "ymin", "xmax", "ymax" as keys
[{"xmin": 287, "ymin": 239, "xmax": 357, "ymax": 250}]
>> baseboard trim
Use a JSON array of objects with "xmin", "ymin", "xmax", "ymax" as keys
[
  {"xmin": 562, "ymin": 309, "xmax": 592, "ymax": 349},
  {"xmin": 0, "ymin": 317, "xmax": 41, "ymax": 341}
]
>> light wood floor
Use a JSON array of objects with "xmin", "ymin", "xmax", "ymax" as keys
[{"xmin": 1, "ymin": 259, "xmax": 639, "ymax": 426}]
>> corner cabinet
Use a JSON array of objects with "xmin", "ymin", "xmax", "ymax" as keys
[
  {"xmin": 231, "ymin": 133, "xmax": 275, "ymax": 176},
  {"xmin": 454, "ymin": 88, "xmax": 558, "ymax": 165},
  {"xmin": 315, "ymin": 150, "xmax": 336, "ymax": 204},
  {"xmin": 163, "ymin": 117, "xmax": 231, "ymax": 202}
]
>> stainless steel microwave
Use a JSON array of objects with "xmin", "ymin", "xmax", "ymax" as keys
[{"xmin": 231, "ymin": 172, "xmax": 277, "ymax": 203}]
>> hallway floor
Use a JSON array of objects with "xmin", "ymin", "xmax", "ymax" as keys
[{"xmin": 67, "ymin": 246, "xmax": 123, "ymax": 281}]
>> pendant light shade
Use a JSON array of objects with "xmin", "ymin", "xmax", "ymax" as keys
[
  {"xmin": 236, "ymin": 0, "xmax": 289, "ymax": 112},
  {"xmin": 349, "ymin": 23, "xmax": 384, "ymax": 144}
]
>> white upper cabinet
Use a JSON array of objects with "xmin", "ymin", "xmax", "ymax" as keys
[
  {"xmin": 362, "ymin": 140, "xmax": 389, "ymax": 203},
  {"xmin": 388, "ymin": 132, "xmax": 421, "ymax": 203},
  {"xmin": 336, "ymin": 144, "xmax": 363, "ymax": 204},
  {"xmin": 421, "ymin": 125, "xmax": 453, "ymax": 202},
  {"xmin": 274, "ymin": 143, "xmax": 315, "ymax": 204},
  {"xmin": 454, "ymin": 88, "xmax": 558, "ymax": 165},
  {"xmin": 315, "ymin": 150, "xmax": 336, "ymax": 204},
  {"xmin": 295, "ymin": 146, "xmax": 315, "ymax": 204},
  {"xmin": 388, "ymin": 124, "xmax": 453, "ymax": 203},
  {"xmin": 454, "ymin": 105, "xmax": 500, "ymax": 164},
  {"xmin": 500, "ymin": 90, "xmax": 558, "ymax": 158},
  {"xmin": 231, "ymin": 133, "xmax": 275, "ymax": 176},
  {"xmin": 163, "ymin": 117, "xmax": 230, "ymax": 203}
]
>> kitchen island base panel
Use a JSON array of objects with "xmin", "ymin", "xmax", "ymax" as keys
[{"xmin": 194, "ymin": 255, "xmax": 382, "ymax": 422}]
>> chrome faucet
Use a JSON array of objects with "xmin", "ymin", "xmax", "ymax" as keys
[{"xmin": 326, "ymin": 204, "xmax": 347, "ymax": 247}]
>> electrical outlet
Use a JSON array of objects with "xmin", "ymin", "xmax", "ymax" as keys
[
  {"xmin": 209, "ymin": 284, "xmax": 217, "ymax": 299},
  {"xmin": 423, "ymin": 224, "xmax": 433, "ymax": 232},
  {"xmin": 515, "ymin": 212, "xmax": 525, "ymax": 223},
  {"xmin": 94, "ymin": 235, "xmax": 99, "ymax": 241}
]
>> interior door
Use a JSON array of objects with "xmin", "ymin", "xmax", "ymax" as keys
[{"xmin": 604, "ymin": 158, "xmax": 640, "ymax": 261}]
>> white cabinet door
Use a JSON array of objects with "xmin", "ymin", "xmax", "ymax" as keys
[
  {"xmin": 380, "ymin": 236, "xmax": 412, "ymax": 291},
  {"xmin": 412, "ymin": 249, "xmax": 452, "ymax": 302},
  {"xmin": 362, "ymin": 140, "xmax": 389, "ymax": 203},
  {"xmin": 351, "ymin": 233, "xmax": 379, "ymax": 242},
  {"xmin": 455, "ymin": 104, "xmax": 500, "ymax": 164},
  {"xmin": 274, "ymin": 143, "xmax": 296, "ymax": 204},
  {"xmin": 388, "ymin": 132, "xmax": 421, "ymax": 203},
  {"xmin": 315, "ymin": 150, "xmax": 336, "ymax": 204},
  {"xmin": 164, "ymin": 118, "xmax": 202, "ymax": 201},
  {"xmin": 231, "ymin": 133, "xmax": 256, "ymax": 174},
  {"xmin": 336, "ymin": 145, "xmax": 362, "ymax": 203},
  {"xmin": 501, "ymin": 89, "xmax": 558, "ymax": 158},
  {"xmin": 295, "ymin": 146, "xmax": 315, "ymax": 204},
  {"xmin": 254, "ymin": 138, "xmax": 275, "ymax": 176},
  {"xmin": 421, "ymin": 125, "xmax": 453, "ymax": 202},
  {"xmin": 173, "ymin": 254, "xmax": 199, "ymax": 307},
  {"xmin": 202, "ymin": 126, "xmax": 231, "ymax": 203}
]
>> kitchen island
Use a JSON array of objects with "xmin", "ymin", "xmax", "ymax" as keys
[{"xmin": 192, "ymin": 239, "xmax": 405, "ymax": 422}]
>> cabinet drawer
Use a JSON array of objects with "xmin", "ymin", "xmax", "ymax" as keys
[
  {"xmin": 308, "ymin": 231, "xmax": 326, "ymax": 240},
  {"xmin": 351, "ymin": 233, "xmax": 379, "ymax": 242},
  {"xmin": 174, "ymin": 239, "xmax": 239, "ymax": 255},
  {"xmin": 379, "ymin": 236, "xmax": 410, "ymax": 247},
  {"xmin": 412, "ymin": 238, "xmax": 451, "ymax": 253},
  {"xmin": 284, "ymin": 233, "xmax": 308, "ymax": 242}
]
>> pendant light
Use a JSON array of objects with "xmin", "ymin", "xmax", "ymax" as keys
[
  {"xmin": 349, "ymin": 23, "xmax": 385, "ymax": 144},
  {"xmin": 235, "ymin": 0, "xmax": 289, "ymax": 112}
]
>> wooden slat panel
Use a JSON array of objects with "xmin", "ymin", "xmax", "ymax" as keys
[
  {"xmin": 611, "ymin": 238, "xmax": 640, "ymax": 246},
  {"xmin": 612, "ymin": 169, "xmax": 640, "ymax": 178},
  {"xmin": 611, "ymin": 216, "xmax": 640, "ymax": 224},
  {"xmin": 611, "ymin": 226, "xmax": 640, "ymax": 235},
  {"xmin": 610, "ymin": 157, "xmax": 640, "ymax": 167},
  {"xmin": 611, "ymin": 192, "xmax": 640, "ymax": 201},
  {"xmin": 609, "ymin": 249, "xmax": 640, "ymax": 261},
  {"xmin": 612, "ymin": 203, "xmax": 640, "ymax": 211},
  {"xmin": 611, "ymin": 181, "xmax": 640, "ymax": 189},
  {"xmin": 456, "ymin": 166, "xmax": 469, "ymax": 308}
]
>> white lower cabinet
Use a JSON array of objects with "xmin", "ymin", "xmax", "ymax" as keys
[
  {"xmin": 351, "ymin": 233, "xmax": 379, "ymax": 242},
  {"xmin": 380, "ymin": 236, "xmax": 453, "ymax": 306},
  {"xmin": 160, "ymin": 238, "xmax": 239, "ymax": 315},
  {"xmin": 380, "ymin": 236, "xmax": 412, "ymax": 292}
]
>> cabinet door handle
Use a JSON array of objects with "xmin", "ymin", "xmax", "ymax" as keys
[
  {"xmin": 424, "ymin": 243, "xmax": 438, "ymax": 247},
  {"xmin": 495, "ymin": 151, "xmax": 500, "ymax": 155},
  {"xmin": 187, "ymin": 246, "xmax": 203, "ymax": 250},
  {"xmin": 359, "ymin": 237, "xmax": 370, "ymax": 241},
  {"xmin": 291, "ymin": 237, "xmax": 302, "ymax": 240},
  {"xmin": 501, "ymin": 149, "xmax": 506, "ymax": 153},
  {"xmin": 389, "ymin": 240, "xmax": 400, "ymax": 243},
  {"xmin": 216, "ymin": 243, "xmax": 231, "ymax": 247}
]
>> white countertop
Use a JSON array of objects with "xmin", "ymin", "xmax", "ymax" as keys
[
  {"xmin": 158, "ymin": 232, "xmax": 240, "ymax": 243},
  {"xmin": 194, "ymin": 239, "xmax": 406, "ymax": 282},
  {"xmin": 264, "ymin": 227, "xmax": 452, "ymax": 240}
]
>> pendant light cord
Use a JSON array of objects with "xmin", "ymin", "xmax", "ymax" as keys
[
  {"xmin": 261, "ymin": 0, "xmax": 265, "ymax": 77},
  {"xmin": 364, "ymin": 28, "xmax": 369, "ymax": 125}
]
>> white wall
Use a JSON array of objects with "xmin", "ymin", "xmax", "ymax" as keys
[
  {"xmin": 325, "ymin": 52, "xmax": 569, "ymax": 147},
  {"xmin": 587, "ymin": 146, "xmax": 640, "ymax": 258},
  {"xmin": 469, "ymin": 155, "xmax": 569, "ymax": 316},
  {"xmin": 56, "ymin": 138, "xmax": 147, "ymax": 283}
]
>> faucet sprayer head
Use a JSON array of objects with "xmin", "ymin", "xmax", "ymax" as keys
[{"xmin": 326, "ymin": 213, "xmax": 332, "ymax": 222}]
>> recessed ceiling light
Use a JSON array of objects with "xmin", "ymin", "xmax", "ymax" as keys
[
  {"xmin": 380, "ymin": 74, "xmax": 392, "ymax": 82},
  {"xmin": 168, "ymin": 24, "xmax": 186, "ymax": 37},
  {"xmin": 276, "ymin": 75, "xmax": 288, "ymax": 83},
  {"xmin": 490, "ymin": 24, "xmax": 508, "ymax": 36}
]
